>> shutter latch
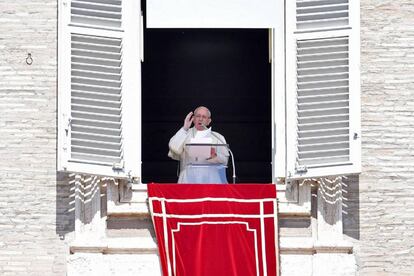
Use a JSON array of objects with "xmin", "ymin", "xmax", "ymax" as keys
[
  {"xmin": 295, "ymin": 164, "xmax": 308, "ymax": 174},
  {"xmin": 112, "ymin": 161, "xmax": 125, "ymax": 171}
]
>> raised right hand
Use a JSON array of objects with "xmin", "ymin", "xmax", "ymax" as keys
[{"xmin": 183, "ymin": 111, "xmax": 193, "ymax": 131}]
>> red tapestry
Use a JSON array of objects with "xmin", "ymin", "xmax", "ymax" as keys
[{"xmin": 148, "ymin": 184, "xmax": 278, "ymax": 276}]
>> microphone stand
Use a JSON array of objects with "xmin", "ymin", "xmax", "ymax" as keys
[{"xmin": 202, "ymin": 125, "xmax": 236, "ymax": 184}]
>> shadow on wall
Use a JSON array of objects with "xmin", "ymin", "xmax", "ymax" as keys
[
  {"xmin": 56, "ymin": 172, "xmax": 76, "ymax": 239},
  {"xmin": 342, "ymin": 174, "xmax": 360, "ymax": 240},
  {"xmin": 56, "ymin": 173, "xmax": 109, "ymax": 240},
  {"xmin": 54, "ymin": 171, "xmax": 361, "ymax": 242},
  {"xmin": 310, "ymin": 175, "xmax": 360, "ymax": 241}
]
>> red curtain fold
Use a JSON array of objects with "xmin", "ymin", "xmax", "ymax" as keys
[{"xmin": 148, "ymin": 184, "xmax": 278, "ymax": 276}]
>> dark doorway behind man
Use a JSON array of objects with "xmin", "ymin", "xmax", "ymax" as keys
[{"xmin": 142, "ymin": 28, "xmax": 271, "ymax": 183}]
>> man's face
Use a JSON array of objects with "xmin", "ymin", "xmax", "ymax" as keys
[{"xmin": 193, "ymin": 107, "xmax": 211, "ymax": 131}]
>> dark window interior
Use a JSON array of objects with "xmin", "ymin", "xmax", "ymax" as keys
[{"xmin": 141, "ymin": 5, "xmax": 272, "ymax": 183}]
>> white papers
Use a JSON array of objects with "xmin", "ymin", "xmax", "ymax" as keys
[
  {"xmin": 194, "ymin": 127, "xmax": 211, "ymax": 138},
  {"xmin": 187, "ymin": 137, "xmax": 212, "ymax": 163}
]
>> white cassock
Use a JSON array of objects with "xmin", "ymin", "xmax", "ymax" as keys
[{"xmin": 168, "ymin": 127, "xmax": 229, "ymax": 183}]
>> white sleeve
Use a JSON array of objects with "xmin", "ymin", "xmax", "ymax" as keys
[{"xmin": 168, "ymin": 127, "xmax": 188, "ymax": 157}]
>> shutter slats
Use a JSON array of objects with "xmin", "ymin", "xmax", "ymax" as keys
[
  {"xmin": 72, "ymin": 96, "xmax": 121, "ymax": 109},
  {"xmin": 71, "ymin": 7, "xmax": 121, "ymax": 19},
  {"xmin": 297, "ymin": 36, "xmax": 348, "ymax": 47},
  {"xmin": 71, "ymin": 103, "xmax": 120, "ymax": 115},
  {"xmin": 71, "ymin": 124, "xmax": 121, "ymax": 136},
  {"xmin": 71, "ymin": 76, "xmax": 121, "ymax": 88},
  {"xmin": 72, "ymin": 145, "xmax": 122, "ymax": 156},
  {"xmin": 70, "ymin": 16, "xmax": 121, "ymax": 29},
  {"xmin": 59, "ymin": 0, "xmax": 142, "ymax": 176},
  {"xmin": 72, "ymin": 69, "xmax": 121, "ymax": 81},
  {"xmin": 297, "ymin": 18, "xmax": 348, "ymax": 31},
  {"xmin": 298, "ymin": 127, "xmax": 349, "ymax": 138},
  {"xmin": 72, "ymin": 56, "xmax": 121, "ymax": 67},
  {"xmin": 299, "ymin": 141, "xmax": 349, "ymax": 151},
  {"xmin": 297, "ymin": 86, "xmax": 348, "ymax": 96},
  {"xmin": 298, "ymin": 114, "xmax": 349, "ymax": 124},
  {"xmin": 70, "ymin": 32, "xmax": 124, "ymax": 165},
  {"xmin": 72, "ymin": 0, "xmax": 122, "ymax": 10},
  {"xmin": 71, "ymin": 94, "xmax": 121, "ymax": 109},
  {"xmin": 297, "ymin": 52, "xmax": 348, "ymax": 62},
  {"xmin": 297, "ymin": 3, "xmax": 348, "ymax": 13},
  {"xmin": 298, "ymin": 92, "xmax": 348, "ymax": 103},
  {"xmin": 72, "ymin": 118, "xmax": 121, "ymax": 129},
  {"xmin": 295, "ymin": 36, "xmax": 351, "ymax": 167},
  {"xmin": 298, "ymin": 107, "xmax": 348, "ymax": 117},
  {"xmin": 298, "ymin": 99, "xmax": 349, "ymax": 110},
  {"xmin": 72, "ymin": 110, "xmax": 120, "ymax": 122},
  {"xmin": 298, "ymin": 72, "xmax": 349, "ymax": 83},
  {"xmin": 72, "ymin": 90, "xmax": 121, "ymax": 102},
  {"xmin": 298, "ymin": 43, "xmax": 348, "ymax": 53},
  {"xmin": 72, "ymin": 49, "xmax": 121, "ymax": 61},
  {"xmin": 299, "ymin": 148, "xmax": 349, "ymax": 159},
  {"xmin": 72, "ymin": 40, "xmax": 121, "ymax": 53},
  {"xmin": 298, "ymin": 65, "xmax": 348, "ymax": 76},
  {"xmin": 298, "ymin": 134, "xmax": 348, "ymax": 144},
  {"xmin": 71, "ymin": 131, "xmax": 121, "ymax": 144},
  {"xmin": 298, "ymin": 79, "xmax": 348, "ymax": 90},
  {"xmin": 298, "ymin": 156, "xmax": 350, "ymax": 166},
  {"xmin": 298, "ymin": 59, "xmax": 348, "ymax": 69},
  {"xmin": 71, "ymin": 0, "xmax": 122, "ymax": 29},
  {"xmin": 74, "ymin": 0, "xmax": 122, "ymax": 5},
  {"xmin": 297, "ymin": 11, "xmax": 348, "ymax": 23},
  {"xmin": 296, "ymin": 0, "xmax": 349, "ymax": 30},
  {"xmin": 72, "ymin": 138, "xmax": 121, "ymax": 149},
  {"xmin": 72, "ymin": 34, "xmax": 121, "ymax": 46},
  {"xmin": 72, "ymin": 62, "xmax": 120, "ymax": 74},
  {"xmin": 298, "ymin": 121, "xmax": 349, "ymax": 131},
  {"xmin": 71, "ymin": 153, "xmax": 121, "ymax": 164},
  {"xmin": 296, "ymin": 0, "xmax": 347, "ymax": 7},
  {"xmin": 72, "ymin": 84, "xmax": 120, "ymax": 95}
]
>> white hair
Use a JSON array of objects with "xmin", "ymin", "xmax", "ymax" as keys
[{"xmin": 194, "ymin": 106, "xmax": 211, "ymax": 118}]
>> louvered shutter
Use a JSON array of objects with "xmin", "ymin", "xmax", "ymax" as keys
[
  {"xmin": 58, "ymin": 0, "xmax": 142, "ymax": 179},
  {"xmin": 284, "ymin": 0, "xmax": 361, "ymax": 179}
]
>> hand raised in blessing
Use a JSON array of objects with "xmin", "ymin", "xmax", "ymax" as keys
[{"xmin": 183, "ymin": 111, "xmax": 194, "ymax": 131}]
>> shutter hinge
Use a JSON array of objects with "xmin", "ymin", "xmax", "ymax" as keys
[
  {"xmin": 64, "ymin": 116, "xmax": 72, "ymax": 133},
  {"xmin": 126, "ymin": 171, "xmax": 140, "ymax": 189},
  {"xmin": 128, "ymin": 170, "xmax": 140, "ymax": 184}
]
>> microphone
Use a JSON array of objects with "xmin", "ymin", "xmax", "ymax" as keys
[{"xmin": 202, "ymin": 124, "xmax": 236, "ymax": 184}]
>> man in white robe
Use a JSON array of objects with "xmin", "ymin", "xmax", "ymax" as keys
[{"xmin": 168, "ymin": 106, "xmax": 229, "ymax": 183}]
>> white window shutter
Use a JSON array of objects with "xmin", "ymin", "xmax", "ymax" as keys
[
  {"xmin": 284, "ymin": 0, "xmax": 361, "ymax": 179},
  {"xmin": 58, "ymin": 0, "xmax": 142, "ymax": 180}
]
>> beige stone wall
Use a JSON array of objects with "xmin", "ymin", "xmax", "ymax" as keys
[
  {"xmin": 0, "ymin": 1, "xmax": 73, "ymax": 275},
  {"xmin": 345, "ymin": 0, "xmax": 414, "ymax": 275}
]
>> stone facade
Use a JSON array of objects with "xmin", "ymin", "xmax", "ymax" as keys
[
  {"xmin": 350, "ymin": 1, "xmax": 414, "ymax": 274},
  {"xmin": 0, "ymin": 1, "xmax": 74, "ymax": 275},
  {"xmin": 0, "ymin": 0, "xmax": 413, "ymax": 275}
]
